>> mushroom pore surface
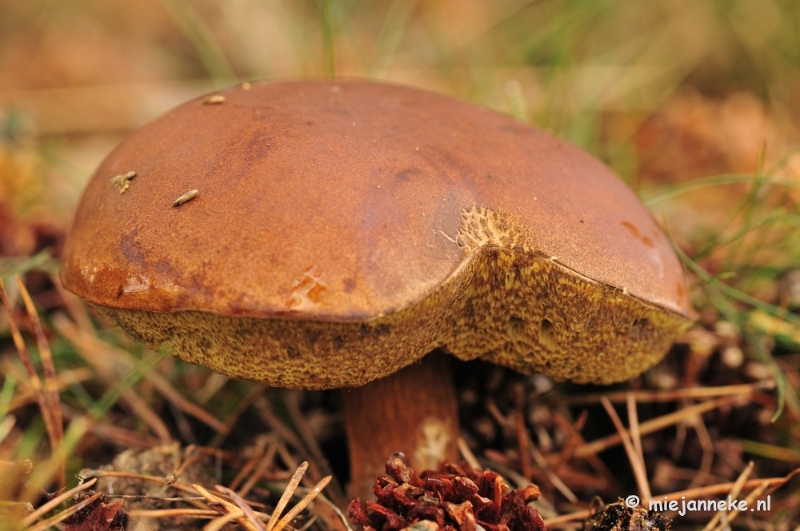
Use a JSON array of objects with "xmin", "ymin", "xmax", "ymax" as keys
[{"xmin": 61, "ymin": 80, "xmax": 693, "ymax": 389}]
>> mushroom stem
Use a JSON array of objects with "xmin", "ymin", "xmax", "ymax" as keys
[{"xmin": 342, "ymin": 350, "xmax": 459, "ymax": 500}]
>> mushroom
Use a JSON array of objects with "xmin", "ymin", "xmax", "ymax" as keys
[{"xmin": 60, "ymin": 80, "xmax": 693, "ymax": 499}]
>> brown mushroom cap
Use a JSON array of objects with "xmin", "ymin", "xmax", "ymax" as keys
[{"xmin": 61, "ymin": 80, "xmax": 692, "ymax": 389}]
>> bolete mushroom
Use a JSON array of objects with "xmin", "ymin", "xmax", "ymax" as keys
[{"xmin": 60, "ymin": 80, "xmax": 693, "ymax": 499}]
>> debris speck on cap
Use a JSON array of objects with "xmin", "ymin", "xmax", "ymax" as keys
[
  {"xmin": 172, "ymin": 189, "xmax": 199, "ymax": 207},
  {"xmin": 109, "ymin": 171, "xmax": 136, "ymax": 193}
]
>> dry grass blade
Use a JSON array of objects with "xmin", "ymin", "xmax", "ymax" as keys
[
  {"xmin": 285, "ymin": 391, "xmax": 347, "ymax": 508},
  {"xmin": 107, "ymin": 494, "xmax": 206, "ymax": 502},
  {"xmin": 521, "ymin": 427, "xmax": 578, "ymax": 503},
  {"xmin": 515, "ymin": 394, "xmax": 532, "ymax": 481},
  {"xmin": 215, "ymin": 485, "xmax": 266, "ymax": 531},
  {"xmin": 626, "ymin": 393, "xmax": 645, "ymax": 471},
  {"xmin": 8, "ymin": 368, "xmax": 92, "ymax": 413},
  {"xmin": 253, "ymin": 396, "xmax": 306, "ymax": 452},
  {"xmin": 50, "ymin": 314, "xmax": 172, "ymax": 442},
  {"xmin": 0, "ymin": 416, "xmax": 16, "ymax": 445},
  {"xmin": 50, "ymin": 273, "xmax": 94, "ymax": 332},
  {"xmin": 709, "ymin": 481, "xmax": 770, "ymax": 531},
  {"xmin": 276, "ymin": 443, "xmax": 304, "ymax": 477},
  {"xmin": 24, "ymin": 491, "xmax": 103, "ymax": 531},
  {"xmin": 205, "ymin": 511, "xmax": 249, "ymax": 531},
  {"xmin": 194, "ymin": 372, "xmax": 229, "ymax": 405},
  {"xmin": 600, "ymin": 396, "xmax": 651, "ymax": 501},
  {"xmin": 688, "ymin": 414, "xmax": 714, "ymax": 489},
  {"xmin": 551, "ymin": 411, "xmax": 617, "ymax": 492},
  {"xmin": 542, "ymin": 509, "xmax": 591, "ymax": 527},
  {"xmin": 213, "ymin": 383, "xmax": 267, "ymax": 444},
  {"xmin": 237, "ymin": 438, "xmax": 279, "ymax": 498},
  {"xmin": 174, "ymin": 445, "xmax": 201, "ymax": 479},
  {"xmin": 82, "ymin": 417, "xmax": 162, "ymax": 449},
  {"xmin": 194, "ymin": 483, "xmax": 261, "ymax": 531},
  {"xmin": 16, "ymin": 276, "xmax": 64, "ymax": 459},
  {"xmin": 271, "ymin": 475, "xmax": 332, "ymax": 531},
  {"xmin": 739, "ymin": 439, "xmax": 800, "ymax": 462},
  {"xmin": 0, "ymin": 277, "xmax": 64, "ymax": 489},
  {"xmin": 19, "ymin": 477, "xmax": 97, "ymax": 527},
  {"xmin": 147, "ymin": 367, "xmax": 229, "ymax": 432},
  {"xmin": 576, "ymin": 395, "xmax": 737, "ymax": 457},
  {"xmin": 53, "ymin": 314, "xmax": 228, "ymax": 434},
  {"xmin": 229, "ymin": 436, "xmax": 270, "ymax": 492},
  {"xmin": 457, "ymin": 437, "xmax": 481, "ymax": 470},
  {"xmin": 563, "ymin": 381, "xmax": 774, "ymax": 405},
  {"xmin": 194, "ymin": 484, "xmax": 248, "ymax": 513},
  {"xmin": 663, "ymin": 471, "xmax": 799, "ymax": 501},
  {"xmin": 128, "ymin": 507, "xmax": 219, "ymax": 519},
  {"xmin": 553, "ymin": 410, "xmax": 585, "ymax": 467},
  {"xmin": 701, "ymin": 461, "xmax": 754, "ymax": 531},
  {"xmin": 265, "ymin": 461, "xmax": 308, "ymax": 531},
  {"xmin": 79, "ymin": 468, "xmax": 215, "ymax": 500}
]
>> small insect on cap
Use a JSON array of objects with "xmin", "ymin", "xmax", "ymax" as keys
[{"xmin": 61, "ymin": 80, "xmax": 693, "ymax": 389}]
